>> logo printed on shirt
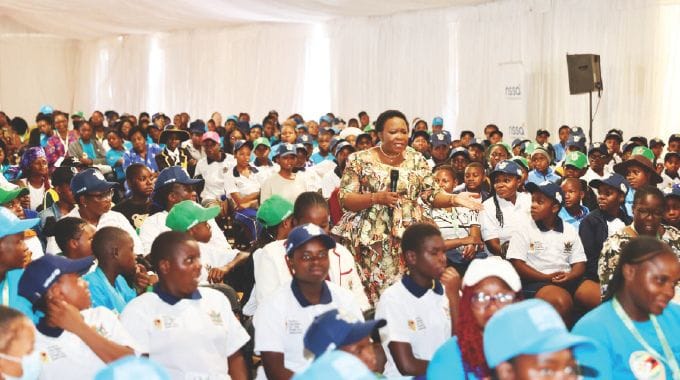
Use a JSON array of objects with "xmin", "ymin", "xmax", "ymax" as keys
[
  {"xmin": 153, "ymin": 315, "xmax": 179, "ymax": 330},
  {"xmin": 407, "ymin": 320, "xmax": 417, "ymax": 331},
  {"xmin": 415, "ymin": 317, "xmax": 427, "ymax": 331},
  {"xmin": 628, "ymin": 351, "xmax": 665, "ymax": 380},
  {"xmin": 209, "ymin": 310, "xmax": 223, "ymax": 326},
  {"xmin": 563, "ymin": 241, "xmax": 573, "ymax": 255},
  {"xmin": 286, "ymin": 319, "xmax": 304, "ymax": 334}
]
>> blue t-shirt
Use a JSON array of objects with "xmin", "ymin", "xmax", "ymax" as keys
[
  {"xmin": 1, "ymin": 269, "xmax": 36, "ymax": 323},
  {"xmin": 527, "ymin": 167, "xmax": 561, "ymax": 184},
  {"xmin": 106, "ymin": 148, "xmax": 126, "ymax": 180},
  {"xmin": 553, "ymin": 142, "xmax": 567, "ymax": 162},
  {"xmin": 558, "ymin": 205, "xmax": 590, "ymax": 230},
  {"xmin": 573, "ymin": 301, "xmax": 680, "ymax": 380},
  {"xmin": 80, "ymin": 139, "xmax": 96, "ymax": 159},
  {"xmin": 310, "ymin": 151, "xmax": 335, "ymax": 165},
  {"xmin": 624, "ymin": 188, "xmax": 635, "ymax": 217},
  {"xmin": 83, "ymin": 267, "xmax": 137, "ymax": 314},
  {"xmin": 428, "ymin": 336, "xmax": 481, "ymax": 380}
]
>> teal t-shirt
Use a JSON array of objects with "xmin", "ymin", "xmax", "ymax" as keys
[
  {"xmin": 573, "ymin": 301, "xmax": 680, "ymax": 380},
  {"xmin": 83, "ymin": 267, "xmax": 137, "ymax": 314},
  {"xmin": 1, "ymin": 269, "xmax": 36, "ymax": 323},
  {"xmin": 428, "ymin": 336, "xmax": 481, "ymax": 380}
]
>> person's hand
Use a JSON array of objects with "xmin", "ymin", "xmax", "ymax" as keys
[
  {"xmin": 452, "ymin": 192, "xmax": 483, "ymax": 211},
  {"xmin": 134, "ymin": 266, "xmax": 158, "ymax": 290},
  {"xmin": 440, "ymin": 267, "xmax": 462, "ymax": 297},
  {"xmin": 376, "ymin": 191, "xmax": 399, "ymax": 207},
  {"xmin": 551, "ymin": 271, "xmax": 571, "ymax": 284},
  {"xmin": 46, "ymin": 296, "xmax": 85, "ymax": 334},
  {"xmin": 208, "ymin": 267, "xmax": 228, "ymax": 284},
  {"xmin": 462, "ymin": 244, "xmax": 477, "ymax": 260}
]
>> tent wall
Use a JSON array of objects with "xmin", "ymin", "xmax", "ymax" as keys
[{"xmin": 1, "ymin": 0, "xmax": 679, "ymax": 139}]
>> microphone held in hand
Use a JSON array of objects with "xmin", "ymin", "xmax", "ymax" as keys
[{"xmin": 388, "ymin": 169, "xmax": 399, "ymax": 220}]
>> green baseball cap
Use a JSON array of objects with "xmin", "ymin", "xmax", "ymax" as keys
[
  {"xmin": 253, "ymin": 137, "xmax": 271, "ymax": 150},
  {"xmin": 165, "ymin": 200, "xmax": 220, "ymax": 232},
  {"xmin": 564, "ymin": 151, "xmax": 588, "ymax": 170},
  {"xmin": 72, "ymin": 111, "xmax": 85, "ymax": 118},
  {"xmin": 257, "ymin": 195, "xmax": 293, "ymax": 228},
  {"xmin": 363, "ymin": 125, "xmax": 375, "ymax": 133},
  {"xmin": 631, "ymin": 146, "xmax": 655, "ymax": 162},
  {"xmin": 512, "ymin": 156, "xmax": 529, "ymax": 171},
  {"xmin": 0, "ymin": 186, "xmax": 29, "ymax": 205}
]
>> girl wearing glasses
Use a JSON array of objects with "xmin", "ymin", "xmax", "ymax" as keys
[
  {"xmin": 428, "ymin": 256, "xmax": 521, "ymax": 379},
  {"xmin": 599, "ymin": 186, "xmax": 680, "ymax": 295}
]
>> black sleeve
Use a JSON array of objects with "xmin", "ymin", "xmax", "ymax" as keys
[{"xmin": 579, "ymin": 215, "xmax": 602, "ymax": 281}]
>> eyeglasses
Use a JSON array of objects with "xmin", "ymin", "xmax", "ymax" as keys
[
  {"xmin": 527, "ymin": 365, "xmax": 579, "ymax": 379},
  {"xmin": 470, "ymin": 292, "xmax": 515, "ymax": 309},
  {"xmin": 86, "ymin": 189, "xmax": 114, "ymax": 201},
  {"xmin": 635, "ymin": 207, "xmax": 664, "ymax": 218}
]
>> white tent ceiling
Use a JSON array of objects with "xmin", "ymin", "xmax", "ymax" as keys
[{"xmin": 0, "ymin": 0, "xmax": 489, "ymax": 39}]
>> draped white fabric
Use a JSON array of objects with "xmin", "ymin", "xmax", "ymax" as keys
[{"xmin": 1, "ymin": 0, "xmax": 680, "ymax": 140}]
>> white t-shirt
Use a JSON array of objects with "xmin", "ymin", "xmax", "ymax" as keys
[
  {"xmin": 194, "ymin": 155, "xmax": 235, "ymax": 202},
  {"xmin": 260, "ymin": 173, "xmax": 308, "ymax": 204},
  {"xmin": 139, "ymin": 210, "xmax": 238, "ymax": 284},
  {"xmin": 320, "ymin": 170, "xmax": 341, "ymax": 199},
  {"xmin": 36, "ymin": 307, "xmax": 138, "ymax": 380},
  {"xmin": 253, "ymin": 240, "xmax": 370, "ymax": 313},
  {"xmin": 506, "ymin": 218, "xmax": 587, "ymax": 274},
  {"xmin": 375, "ymin": 278, "xmax": 451, "ymax": 377},
  {"xmin": 28, "ymin": 182, "xmax": 46, "ymax": 211},
  {"xmin": 26, "ymin": 235, "xmax": 44, "ymax": 261},
  {"xmin": 64, "ymin": 207, "xmax": 144, "ymax": 254},
  {"xmin": 223, "ymin": 166, "xmax": 266, "ymax": 198},
  {"xmin": 253, "ymin": 280, "xmax": 363, "ymax": 378},
  {"xmin": 479, "ymin": 192, "xmax": 532, "ymax": 246},
  {"xmin": 121, "ymin": 287, "xmax": 249, "ymax": 380}
]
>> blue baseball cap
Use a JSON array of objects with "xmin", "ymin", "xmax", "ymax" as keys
[
  {"xmin": 333, "ymin": 140, "xmax": 355, "ymax": 157},
  {"xmin": 484, "ymin": 299, "xmax": 594, "ymax": 368},
  {"xmin": 319, "ymin": 115, "xmax": 333, "ymax": 124},
  {"xmin": 154, "ymin": 166, "xmax": 203, "ymax": 193},
  {"xmin": 490, "ymin": 160, "xmax": 523, "ymax": 180},
  {"xmin": 304, "ymin": 309, "xmax": 386, "ymax": 357},
  {"xmin": 570, "ymin": 126, "xmax": 585, "ymax": 137},
  {"xmin": 296, "ymin": 134, "xmax": 313, "ymax": 146},
  {"xmin": 432, "ymin": 116, "xmax": 443, "ymax": 126},
  {"xmin": 296, "ymin": 123, "xmax": 308, "ymax": 132},
  {"xmin": 189, "ymin": 119, "xmax": 206, "ymax": 134},
  {"xmin": 39, "ymin": 105, "xmax": 53, "ymax": 115},
  {"xmin": 567, "ymin": 134, "xmax": 586, "ymax": 151},
  {"xmin": 449, "ymin": 147, "xmax": 470, "ymax": 160},
  {"xmin": 589, "ymin": 173, "xmax": 629, "ymax": 195},
  {"xmin": 70, "ymin": 168, "xmax": 119, "ymax": 197},
  {"xmin": 276, "ymin": 143, "xmax": 297, "ymax": 158},
  {"xmin": 667, "ymin": 183, "xmax": 680, "ymax": 199},
  {"xmin": 0, "ymin": 207, "xmax": 39, "ymax": 239},
  {"xmin": 294, "ymin": 351, "xmax": 377, "ymax": 380},
  {"xmin": 587, "ymin": 142, "xmax": 608, "ymax": 156},
  {"xmin": 233, "ymin": 139, "xmax": 253, "ymax": 153},
  {"xmin": 18, "ymin": 254, "xmax": 94, "ymax": 305},
  {"xmin": 285, "ymin": 223, "xmax": 336, "ymax": 256},
  {"xmin": 526, "ymin": 181, "xmax": 564, "ymax": 205},
  {"xmin": 94, "ymin": 356, "xmax": 169, "ymax": 380},
  {"xmin": 430, "ymin": 132, "xmax": 451, "ymax": 148}
]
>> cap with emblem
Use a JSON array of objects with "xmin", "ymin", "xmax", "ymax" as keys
[
  {"xmin": 285, "ymin": 223, "xmax": 336, "ymax": 256},
  {"xmin": 564, "ymin": 151, "xmax": 588, "ymax": 170},
  {"xmin": 432, "ymin": 117, "xmax": 443, "ymax": 126},
  {"xmin": 70, "ymin": 168, "xmax": 118, "ymax": 197},
  {"xmin": 589, "ymin": 173, "xmax": 629, "ymax": 195},
  {"xmin": 154, "ymin": 166, "xmax": 203, "ymax": 194},
  {"xmin": 18, "ymin": 254, "xmax": 94, "ymax": 305},
  {"xmin": 526, "ymin": 181, "xmax": 564, "ymax": 205},
  {"xmin": 490, "ymin": 160, "xmax": 523, "ymax": 180},
  {"xmin": 304, "ymin": 309, "xmax": 386, "ymax": 357},
  {"xmin": 430, "ymin": 132, "xmax": 451, "ymax": 148},
  {"xmin": 256, "ymin": 195, "xmax": 293, "ymax": 228}
]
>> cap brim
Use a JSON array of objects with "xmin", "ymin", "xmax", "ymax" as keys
[
  {"xmin": 81, "ymin": 181, "xmax": 119, "ymax": 195},
  {"xmin": 341, "ymin": 319, "xmax": 387, "ymax": 348},
  {"xmin": 523, "ymin": 331, "xmax": 595, "ymax": 357},
  {"xmin": 287, "ymin": 234, "xmax": 336, "ymax": 256},
  {"xmin": 0, "ymin": 187, "xmax": 29, "ymax": 203},
  {"xmin": 61, "ymin": 256, "xmax": 96, "ymax": 276},
  {"xmin": 0, "ymin": 217, "xmax": 39, "ymax": 239},
  {"xmin": 159, "ymin": 130, "xmax": 190, "ymax": 144},
  {"xmin": 613, "ymin": 160, "xmax": 662, "ymax": 185},
  {"xmin": 199, "ymin": 205, "xmax": 221, "ymax": 223}
]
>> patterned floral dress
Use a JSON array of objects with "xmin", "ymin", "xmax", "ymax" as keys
[
  {"xmin": 332, "ymin": 147, "xmax": 444, "ymax": 304},
  {"xmin": 598, "ymin": 224, "xmax": 680, "ymax": 296}
]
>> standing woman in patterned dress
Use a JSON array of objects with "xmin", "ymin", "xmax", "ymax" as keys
[{"xmin": 332, "ymin": 110, "xmax": 482, "ymax": 304}]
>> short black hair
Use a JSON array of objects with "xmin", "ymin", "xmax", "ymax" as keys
[
  {"xmin": 10, "ymin": 117, "xmax": 28, "ymax": 135},
  {"xmin": 558, "ymin": 125, "xmax": 570, "ymax": 133},
  {"xmin": 35, "ymin": 112, "xmax": 53, "ymax": 125},
  {"xmin": 91, "ymin": 227, "xmax": 131, "ymax": 261},
  {"xmin": 150, "ymin": 231, "xmax": 194, "ymax": 270},
  {"xmin": 460, "ymin": 130, "xmax": 474, "ymax": 139},
  {"xmin": 358, "ymin": 111, "xmax": 368, "ymax": 118},
  {"xmin": 47, "ymin": 217, "xmax": 87, "ymax": 253},
  {"xmin": 433, "ymin": 164, "xmax": 456, "ymax": 179},
  {"xmin": 633, "ymin": 185, "xmax": 664, "ymax": 207},
  {"xmin": 128, "ymin": 126, "xmax": 147, "ymax": 139},
  {"xmin": 125, "ymin": 163, "xmax": 148, "ymax": 182},
  {"xmin": 375, "ymin": 110, "xmax": 408, "ymax": 133},
  {"xmin": 401, "ymin": 223, "xmax": 442, "ymax": 254}
]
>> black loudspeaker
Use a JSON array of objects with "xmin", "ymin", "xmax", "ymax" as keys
[{"xmin": 566, "ymin": 54, "xmax": 603, "ymax": 95}]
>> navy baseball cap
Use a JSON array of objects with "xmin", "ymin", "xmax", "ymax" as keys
[
  {"xmin": 667, "ymin": 184, "xmax": 680, "ymax": 199},
  {"xmin": 669, "ymin": 133, "xmax": 680, "ymax": 144},
  {"xmin": 566, "ymin": 134, "xmax": 586, "ymax": 150},
  {"xmin": 154, "ymin": 166, "xmax": 203, "ymax": 193},
  {"xmin": 18, "ymin": 254, "xmax": 94, "ymax": 305},
  {"xmin": 649, "ymin": 138, "xmax": 665, "ymax": 148},
  {"xmin": 296, "ymin": 123, "xmax": 308, "ymax": 132},
  {"xmin": 430, "ymin": 132, "xmax": 451, "ymax": 148},
  {"xmin": 304, "ymin": 309, "xmax": 386, "ymax": 357},
  {"xmin": 484, "ymin": 299, "xmax": 594, "ymax": 368},
  {"xmin": 630, "ymin": 136, "xmax": 648, "ymax": 147},
  {"xmin": 333, "ymin": 140, "xmax": 355, "ymax": 157},
  {"xmin": 605, "ymin": 129, "xmax": 623, "ymax": 142},
  {"xmin": 189, "ymin": 119, "xmax": 206, "ymax": 134},
  {"xmin": 665, "ymin": 151, "xmax": 680, "ymax": 161},
  {"xmin": 276, "ymin": 143, "xmax": 297, "ymax": 158},
  {"xmin": 536, "ymin": 129, "xmax": 550, "ymax": 137},
  {"xmin": 0, "ymin": 207, "xmax": 39, "ymax": 240},
  {"xmin": 570, "ymin": 126, "xmax": 585, "ymax": 137},
  {"xmin": 285, "ymin": 223, "xmax": 336, "ymax": 256},
  {"xmin": 587, "ymin": 142, "xmax": 608, "ymax": 156},
  {"xmin": 296, "ymin": 134, "xmax": 313, "ymax": 146},
  {"xmin": 449, "ymin": 147, "xmax": 470, "ymax": 160},
  {"xmin": 490, "ymin": 160, "xmax": 523, "ymax": 180},
  {"xmin": 589, "ymin": 173, "xmax": 629, "ymax": 195},
  {"xmin": 70, "ymin": 168, "xmax": 119, "ymax": 197},
  {"xmin": 622, "ymin": 140, "xmax": 641, "ymax": 153},
  {"xmin": 410, "ymin": 130, "xmax": 430, "ymax": 145},
  {"xmin": 526, "ymin": 181, "xmax": 564, "ymax": 205},
  {"xmin": 233, "ymin": 139, "xmax": 253, "ymax": 153}
]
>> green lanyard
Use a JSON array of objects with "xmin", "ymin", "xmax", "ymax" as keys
[{"xmin": 612, "ymin": 298, "xmax": 680, "ymax": 380}]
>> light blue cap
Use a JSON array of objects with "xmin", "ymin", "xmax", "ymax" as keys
[{"xmin": 293, "ymin": 350, "xmax": 377, "ymax": 380}]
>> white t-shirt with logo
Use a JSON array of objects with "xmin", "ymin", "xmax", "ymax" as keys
[
  {"xmin": 375, "ymin": 279, "xmax": 451, "ymax": 378},
  {"xmin": 120, "ymin": 287, "xmax": 249, "ymax": 380},
  {"xmin": 36, "ymin": 307, "xmax": 138, "ymax": 380}
]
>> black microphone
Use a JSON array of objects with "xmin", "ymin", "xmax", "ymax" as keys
[{"xmin": 388, "ymin": 169, "xmax": 399, "ymax": 220}]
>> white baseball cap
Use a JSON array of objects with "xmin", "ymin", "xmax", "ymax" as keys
[{"xmin": 462, "ymin": 256, "xmax": 521, "ymax": 292}]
